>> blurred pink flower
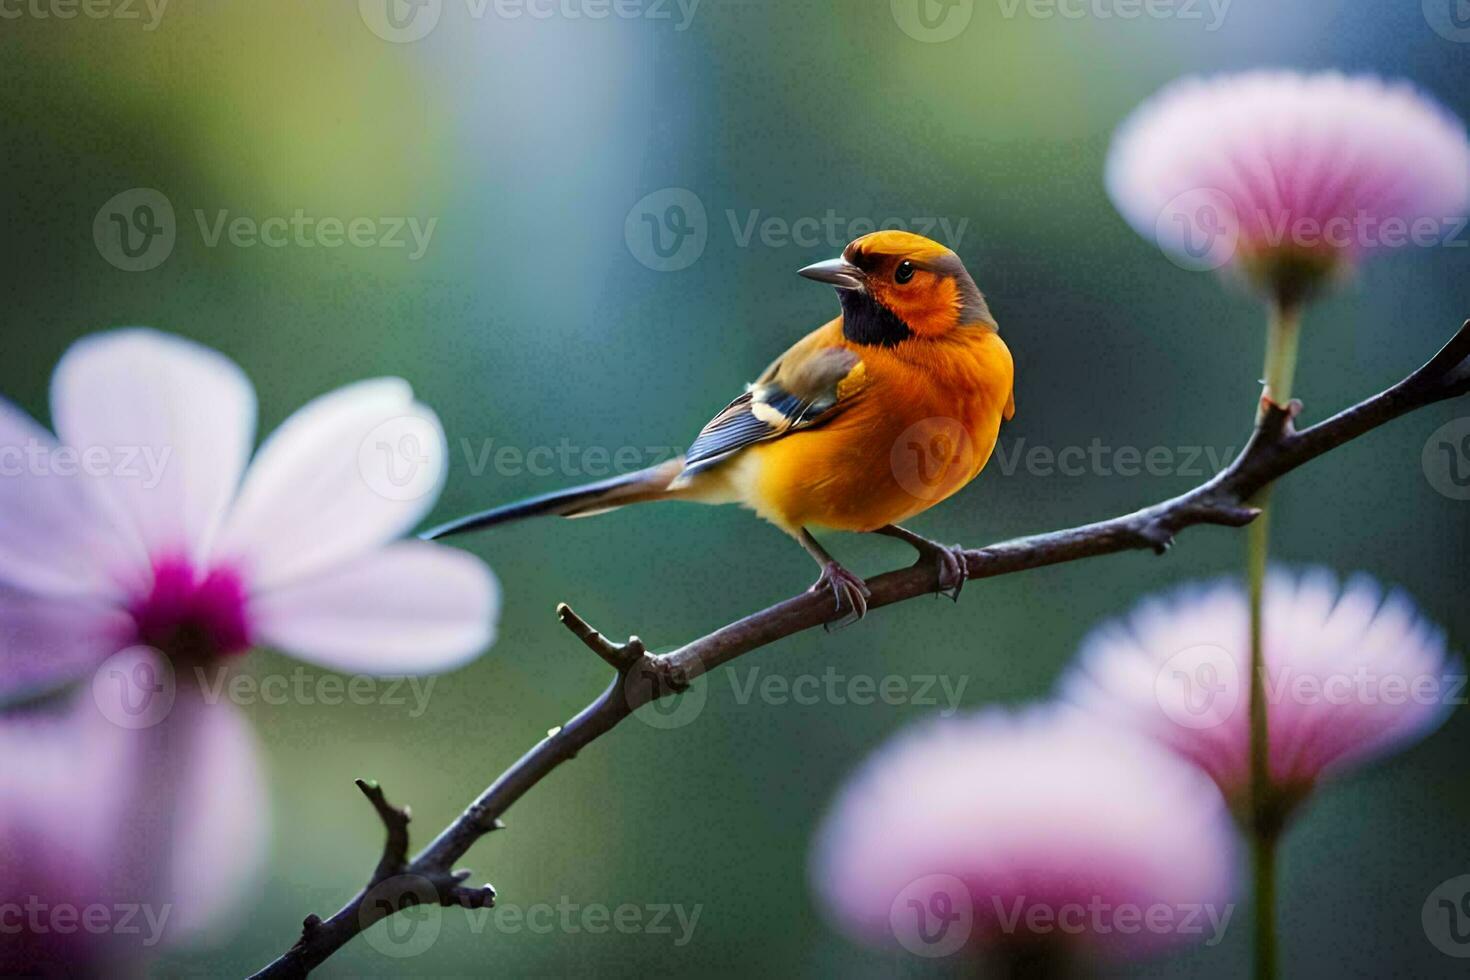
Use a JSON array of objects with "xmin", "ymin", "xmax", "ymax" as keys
[
  {"xmin": 0, "ymin": 680, "xmax": 266, "ymax": 974},
  {"xmin": 809, "ymin": 706, "xmax": 1236, "ymax": 968},
  {"xmin": 1061, "ymin": 568, "xmax": 1457, "ymax": 820},
  {"xmin": 0, "ymin": 329, "xmax": 499, "ymax": 701},
  {"xmin": 1106, "ymin": 70, "xmax": 1470, "ymax": 296}
]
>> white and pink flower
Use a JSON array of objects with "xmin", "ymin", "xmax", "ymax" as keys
[
  {"xmin": 0, "ymin": 328, "xmax": 499, "ymax": 700},
  {"xmin": 809, "ymin": 706, "xmax": 1236, "ymax": 969},
  {"xmin": 1106, "ymin": 70, "xmax": 1470, "ymax": 295},
  {"xmin": 1061, "ymin": 568, "xmax": 1457, "ymax": 819}
]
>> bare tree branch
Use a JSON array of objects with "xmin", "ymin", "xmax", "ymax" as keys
[{"xmin": 247, "ymin": 318, "xmax": 1470, "ymax": 980}]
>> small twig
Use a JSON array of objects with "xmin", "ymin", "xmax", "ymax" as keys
[
  {"xmin": 355, "ymin": 779, "xmax": 410, "ymax": 884},
  {"xmin": 556, "ymin": 602, "xmax": 646, "ymax": 671},
  {"xmin": 249, "ymin": 317, "xmax": 1470, "ymax": 979}
]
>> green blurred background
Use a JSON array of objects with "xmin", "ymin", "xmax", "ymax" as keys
[{"xmin": 3, "ymin": 1, "xmax": 1468, "ymax": 975}]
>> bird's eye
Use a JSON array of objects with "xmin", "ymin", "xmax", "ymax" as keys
[{"xmin": 894, "ymin": 260, "xmax": 915, "ymax": 284}]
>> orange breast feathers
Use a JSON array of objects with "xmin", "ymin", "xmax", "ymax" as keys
[{"xmin": 745, "ymin": 326, "xmax": 1015, "ymax": 534}]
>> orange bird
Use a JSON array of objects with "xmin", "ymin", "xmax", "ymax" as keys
[{"xmin": 426, "ymin": 231, "xmax": 1015, "ymax": 618}]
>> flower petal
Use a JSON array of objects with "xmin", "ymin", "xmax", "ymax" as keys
[
  {"xmin": 149, "ymin": 689, "xmax": 270, "ymax": 941},
  {"xmin": 0, "ymin": 682, "xmax": 266, "ymax": 970},
  {"xmin": 216, "ymin": 379, "xmax": 447, "ymax": 592},
  {"xmin": 49, "ymin": 329, "xmax": 256, "ymax": 569},
  {"xmin": 250, "ymin": 541, "xmax": 498, "ymax": 674},
  {"xmin": 0, "ymin": 588, "xmax": 132, "ymax": 704},
  {"xmin": 0, "ymin": 398, "xmax": 136, "ymax": 599}
]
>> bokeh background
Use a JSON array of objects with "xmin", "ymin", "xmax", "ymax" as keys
[{"xmin": 3, "ymin": 1, "xmax": 1469, "ymax": 975}]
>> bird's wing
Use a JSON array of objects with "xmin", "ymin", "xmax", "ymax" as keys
[{"xmin": 676, "ymin": 345, "xmax": 865, "ymax": 480}]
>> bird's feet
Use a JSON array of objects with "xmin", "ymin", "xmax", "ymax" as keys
[
  {"xmin": 895, "ymin": 533, "xmax": 968, "ymax": 601},
  {"xmin": 873, "ymin": 524, "xmax": 968, "ymax": 600},
  {"xmin": 810, "ymin": 561, "xmax": 871, "ymax": 628}
]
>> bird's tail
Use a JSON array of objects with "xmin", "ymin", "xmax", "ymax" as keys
[{"xmin": 421, "ymin": 457, "xmax": 687, "ymax": 541}]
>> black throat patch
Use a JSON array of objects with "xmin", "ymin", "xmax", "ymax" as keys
[{"xmin": 838, "ymin": 290, "xmax": 912, "ymax": 347}]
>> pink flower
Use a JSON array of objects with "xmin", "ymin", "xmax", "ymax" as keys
[
  {"xmin": 0, "ymin": 679, "xmax": 266, "ymax": 974},
  {"xmin": 809, "ymin": 706, "xmax": 1236, "ymax": 968},
  {"xmin": 1106, "ymin": 71, "xmax": 1470, "ymax": 296},
  {"xmin": 1061, "ymin": 568, "xmax": 1457, "ymax": 819},
  {"xmin": 0, "ymin": 329, "xmax": 498, "ymax": 700}
]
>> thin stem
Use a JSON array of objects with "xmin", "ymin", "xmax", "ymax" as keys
[
  {"xmin": 1260, "ymin": 301, "xmax": 1302, "ymax": 416},
  {"xmin": 1251, "ymin": 827, "xmax": 1280, "ymax": 980},
  {"xmin": 1246, "ymin": 299, "xmax": 1298, "ymax": 980}
]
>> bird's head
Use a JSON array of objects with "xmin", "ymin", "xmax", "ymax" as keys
[{"xmin": 798, "ymin": 230, "xmax": 994, "ymax": 346}]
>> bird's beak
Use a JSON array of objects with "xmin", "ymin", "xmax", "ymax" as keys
[{"xmin": 798, "ymin": 257, "xmax": 865, "ymax": 290}]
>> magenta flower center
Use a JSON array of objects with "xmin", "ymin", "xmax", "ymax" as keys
[{"xmin": 128, "ymin": 556, "xmax": 252, "ymax": 662}]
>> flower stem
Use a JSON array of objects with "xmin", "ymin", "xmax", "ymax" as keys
[
  {"xmin": 1251, "ymin": 824, "xmax": 1280, "ymax": 980},
  {"xmin": 1259, "ymin": 301, "xmax": 1301, "ymax": 419},
  {"xmin": 1247, "ymin": 299, "xmax": 1299, "ymax": 980}
]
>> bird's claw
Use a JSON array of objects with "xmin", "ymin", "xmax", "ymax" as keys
[
  {"xmin": 810, "ymin": 561, "xmax": 871, "ymax": 630},
  {"xmin": 909, "ymin": 539, "xmax": 968, "ymax": 602}
]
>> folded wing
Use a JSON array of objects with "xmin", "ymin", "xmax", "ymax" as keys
[{"xmin": 675, "ymin": 346, "xmax": 863, "ymax": 482}]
